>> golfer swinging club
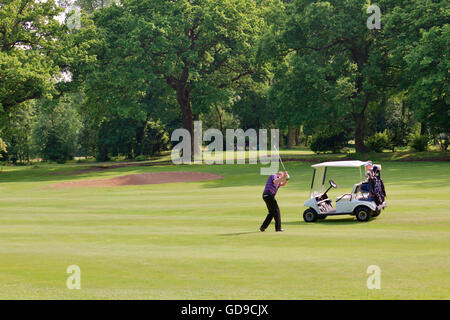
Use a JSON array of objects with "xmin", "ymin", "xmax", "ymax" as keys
[{"xmin": 260, "ymin": 171, "xmax": 289, "ymax": 232}]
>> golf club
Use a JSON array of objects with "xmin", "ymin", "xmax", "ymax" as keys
[{"xmin": 273, "ymin": 144, "xmax": 290, "ymax": 180}]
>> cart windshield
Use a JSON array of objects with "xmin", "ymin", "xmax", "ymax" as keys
[{"xmin": 310, "ymin": 167, "xmax": 326, "ymax": 198}]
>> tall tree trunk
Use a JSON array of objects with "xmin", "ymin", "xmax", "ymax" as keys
[
  {"xmin": 98, "ymin": 122, "xmax": 109, "ymax": 161},
  {"xmin": 348, "ymin": 44, "xmax": 371, "ymax": 153},
  {"xmin": 420, "ymin": 122, "xmax": 427, "ymax": 135},
  {"xmin": 295, "ymin": 127, "xmax": 300, "ymax": 146},
  {"xmin": 176, "ymin": 85, "xmax": 194, "ymax": 157},
  {"xmin": 287, "ymin": 125, "xmax": 295, "ymax": 149},
  {"xmin": 214, "ymin": 104, "xmax": 223, "ymax": 133},
  {"xmin": 354, "ymin": 112, "xmax": 370, "ymax": 153}
]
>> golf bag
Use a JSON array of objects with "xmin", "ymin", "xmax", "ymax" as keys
[
  {"xmin": 368, "ymin": 176, "xmax": 383, "ymax": 205},
  {"xmin": 374, "ymin": 172, "xmax": 386, "ymax": 202}
]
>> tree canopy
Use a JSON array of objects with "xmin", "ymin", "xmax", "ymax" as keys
[
  {"xmin": 0, "ymin": 0, "xmax": 448, "ymax": 163},
  {"xmin": 0, "ymin": 0, "xmax": 64, "ymax": 113}
]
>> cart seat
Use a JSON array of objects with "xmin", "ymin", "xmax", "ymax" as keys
[
  {"xmin": 353, "ymin": 182, "xmax": 369, "ymax": 195},
  {"xmin": 361, "ymin": 182, "xmax": 370, "ymax": 193}
]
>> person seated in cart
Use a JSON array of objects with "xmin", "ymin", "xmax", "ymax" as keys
[{"xmin": 365, "ymin": 161, "xmax": 374, "ymax": 179}]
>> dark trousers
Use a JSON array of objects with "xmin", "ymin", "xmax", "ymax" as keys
[{"xmin": 261, "ymin": 193, "xmax": 282, "ymax": 230}]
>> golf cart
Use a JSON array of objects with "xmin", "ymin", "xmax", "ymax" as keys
[{"xmin": 303, "ymin": 161, "xmax": 387, "ymax": 222}]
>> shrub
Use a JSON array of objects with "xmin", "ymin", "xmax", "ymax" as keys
[
  {"xmin": 96, "ymin": 118, "xmax": 137, "ymax": 160},
  {"xmin": 138, "ymin": 120, "xmax": 170, "ymax": 157},
  {"xmin": 134, "ymin": 155, "xmax": 147, "ymax": 161},
  {"xmin": 409, "ymin": 134, "xmax": 429, "ymax": 152},
  {"xmin": 96, "ymin": 144, "xmax": 109, "ymax": 162},
  {"xmin": 436, "ymin": 133, "xmax": 449, "ymax": 151},
  {"xmin": 0, "ymin": 137, "xmax": 6, "ymax": 159},
  {"xmin": 366, "ymin": 130, "xmax": 390, "ymax": 153},
  {"xmin": 310, "ymin": 130, "xmax": 348, "ymax": 154},
  {"xmin": 41, "ymin": 130, "xmax": 73, "ymax": 163}
]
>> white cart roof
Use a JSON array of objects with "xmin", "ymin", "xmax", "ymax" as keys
[{"xmin": 312, "ymin": 160, "xmax": 370, "ymax": 168}]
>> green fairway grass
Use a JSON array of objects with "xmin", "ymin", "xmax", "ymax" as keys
[{"xmin": 0, "ymin": 159, "xmax": 449, "ymax": 299}]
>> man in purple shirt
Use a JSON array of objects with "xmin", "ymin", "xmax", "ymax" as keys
[{"xmin": 260, "ymin": 171, "xmax": 289, "ymax": 232}]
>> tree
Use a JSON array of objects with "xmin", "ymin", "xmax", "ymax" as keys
[
  {"xmin": 80, "ymin": 0, "xmax": 266, "ymax": 156},
  {"xmin": 257, "ymin": 0, "xmax": 303, "ymax": 148},
  {"xmin": 95, "ymin": 117, "xmax": 170, "ymax": 161},
  {"xmin": 0, "ymin": 100, "xmax": 35, "ymax": 163},
  {"xmin": 404, "ymin": 25, "xmax": 449, "ymax": 147},
  {"xmin": 381, "ymin": 0, "xmax": 449, "ymax": 150},
  {"xmin": 96, "ymin": 117, "xmax": 138, "ymax": 160},
  {"xmin": 385, "ymin": 98, "xmax": 415, "ymax": 151},
  {"xmin": 74, "ymin": 0, "xmax": 114, "ymax": 13},
  {"xmin": 265, "ymin": 0, "xmax": 394, "ymax": 152},
  {"xmin": 32, "ymin": 96, "xmax": 82, "ymax": 163},
  {"xmin": 232, "ymin": 82, "xmax": 272, "ymax": 132},
  {"xmin": 365, "ymin": 94, "xmax": 416, "ymax": 152},
  {"xmin": 0, "ymin": 0, "xmax": 65, "ymax": 114},
  {"xmin": 78, "ymin": 116, "xmax": 97, "ymax": 158}
]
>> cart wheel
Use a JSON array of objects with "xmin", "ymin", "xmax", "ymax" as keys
[
  {"xmin": 303, "ymin": 208, "xmax": 318, "ymax": 222},
  {"xmin": 355, "ymin": 206, "xmax": 372, "ymax": 222}
]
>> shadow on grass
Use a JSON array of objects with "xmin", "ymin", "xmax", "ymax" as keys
[
  {"xmin": 220, "ymin": 218, "xmax": 376, "ymax": 236},
  {"xmin": 283, "ymin": 217, "xmax": 368, "ymax": 226},
  {"xmin": 219, "ymin": 231, "xmax": 261, "ymax": 236}
]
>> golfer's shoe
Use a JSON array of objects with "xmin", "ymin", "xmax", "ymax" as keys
[
  {"xmin": 276, "ymin": 228, "xmax": 285, "ymax": 232},
  {"xmin": 259, "ymin": 227, "xmax": 265, "ymax": 232}
]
